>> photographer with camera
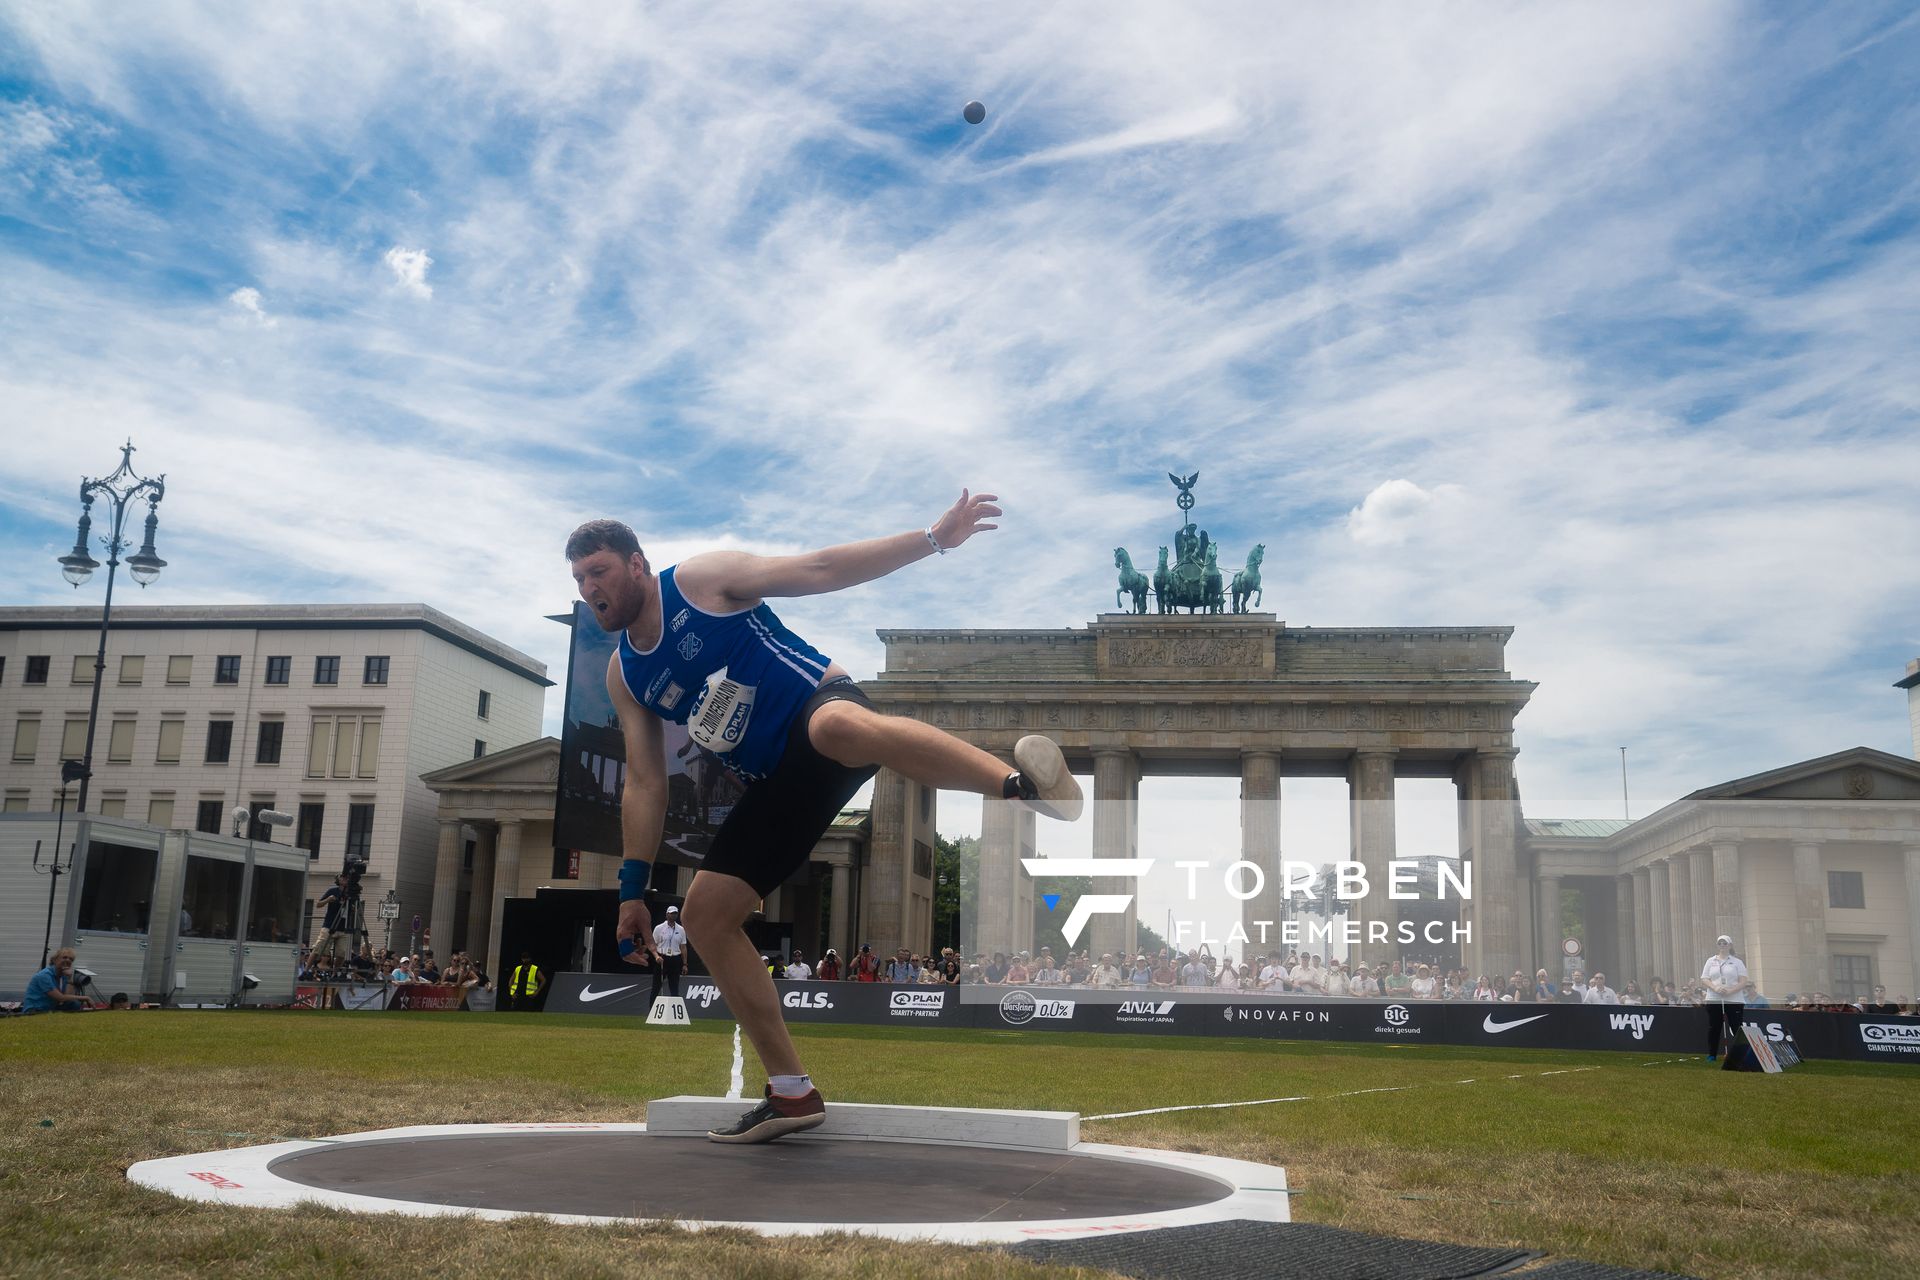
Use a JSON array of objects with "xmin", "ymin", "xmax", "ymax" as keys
[{"xmin": 23, "ymin": 948, "xmax": 98, "ymax": 1013}]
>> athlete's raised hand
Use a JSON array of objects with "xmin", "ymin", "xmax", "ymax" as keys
[
  {"xmin": 931, "ymin": 489, "xmax": 1002, "ymax": 551},
  {"xmin": 617, "ymin": 898, "xmax": 657, "ymax": 966}
]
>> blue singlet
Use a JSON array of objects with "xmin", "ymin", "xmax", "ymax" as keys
[{"xmin": 614, "ymin": 565, "xmax": 834, "ymax": 783}]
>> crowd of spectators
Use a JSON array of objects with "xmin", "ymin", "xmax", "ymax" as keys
[
  {"xmin": 296, "ymin": 944, "xmax": 491, "ymax": 991},
  {"xmin": 754, "ymin": 943, "xmax": 1920, "ymax": 1012}
]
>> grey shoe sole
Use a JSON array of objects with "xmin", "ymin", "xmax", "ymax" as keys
[
  {"xmin": 1014, "ymin": 735, "xmax": 1084, "ymax": 821},
  {"xmin": 707, "ymin": 1108, "xmax": 826, "ymax": 1144}
]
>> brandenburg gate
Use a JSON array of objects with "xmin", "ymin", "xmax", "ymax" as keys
[{"xmin": 859, "ymin": 614, "xmax": 1537, "ymax": 978}]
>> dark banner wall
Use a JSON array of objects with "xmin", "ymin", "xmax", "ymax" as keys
[{"xmin": 544, "ymin": 974, "xmax": 1919, "ymax": 1064}]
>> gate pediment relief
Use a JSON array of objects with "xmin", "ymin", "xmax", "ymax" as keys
[{"xmin": 1694, "ymin": 747, "xmax": 1920, "ymax": 804}]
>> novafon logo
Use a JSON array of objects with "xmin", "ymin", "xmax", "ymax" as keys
[
  {"xmin": 684, "ymin": 982, "xmax": 724, "ymax": 1009},
  {"xmin": 1609, "ymin": 1012, "xmax": 1656, "ymax": 1040},
  {"xmin": 1224, "ymin": 1006, "xmax": 1332, "ymax": 1024},
  {"xmin": 890, "ymin": 991, "xmax": 947, "ymax": 1017},
  {"xmin": 782, "ymin": 989, "xmax": 833, "ymax": 1010}
]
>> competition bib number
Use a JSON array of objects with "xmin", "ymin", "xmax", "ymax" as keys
[{"xmin": 688, "ymin": 667, "xmax": 755, "ymax": 753}]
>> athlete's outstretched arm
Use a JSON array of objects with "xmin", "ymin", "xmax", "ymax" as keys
[
  {"xmin": 609, "ymin": 652, "xmax": 668, "ymax": 964},
  {"xmin": 678, "ymin": 490, "xmax": 1001, "ymax": 607}
]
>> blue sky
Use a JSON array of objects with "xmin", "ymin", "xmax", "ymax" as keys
[{"xmin": 2, "ymin": 2, "xmax": 1917, "ymax": 855}]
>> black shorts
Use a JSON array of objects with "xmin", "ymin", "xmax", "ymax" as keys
[{"xmin": 700, "ymin": 678, "xmax": 880, "ymax": 897}]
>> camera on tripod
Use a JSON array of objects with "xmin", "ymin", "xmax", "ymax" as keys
[{"xmin": 339, "ymin": 854, "xmax": 368, "ymax": 899}]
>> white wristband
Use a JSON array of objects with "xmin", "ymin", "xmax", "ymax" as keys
[{"xmin": 924, "ymin": 526, "xmax": 946, "ymax": 555}]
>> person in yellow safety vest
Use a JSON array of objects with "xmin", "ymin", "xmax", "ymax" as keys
[{"xmin": 507, "ymin": 951, "xmax": 548, "ymax": 1011}]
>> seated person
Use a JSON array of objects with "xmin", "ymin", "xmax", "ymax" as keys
[{"xmin": 24, "ymin": 949, "xmax": 96, "ymax": 1013}]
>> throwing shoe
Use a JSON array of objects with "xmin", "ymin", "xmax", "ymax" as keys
[
  {"xmin": 1013, "ymin": 735, "xmax": 1084, "ymax": 821},
  {"xmin": 708, "ymin": 1086, "xmax": 827, "ymax": 1144}
]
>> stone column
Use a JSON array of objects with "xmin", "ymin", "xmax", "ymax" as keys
[
  {"xmin": 829, "ymin": 859, "xmax": 852, "ymax": 963},
  {"xmin": 429, "ymin": 819, "xmax": 463, "ymax": 953},
  {"xmin": 1614, "ymin": 875, "xmax": 1635, "ymax": 989},
  {"xmin": 1631, "ymin": 867, "xmax": 1652, "ymax": 986},
  {"xmin": 1649, "ymin": 860, "xmax": 1672, "ymax": 986},
  {"xmin": 1348, "ymin": 750, "xmax": 1396, "ymax": 970},
  {"xmin": 863, "ymin": 768, "xmax": 910, "ymax": 956},
  {"xmin": 485, "ymin": 819, "xmax": 522, "ymax": 976},
  {"xmin": 1088, "ymin": 749, "xmax": 1134, "ymax": 963},
  {"xmin": 1535, "ymin": 873, "xmax": 1562, "ymax": 977},
  {"xmin": 1791, "ymin": 843, "xmax": 1828, "ymax": 997},
  {"xmin": 1905, "ymin": 848, "xmax": 1920, "ymax": 1002},
  {"xmin": 976, "ymin": 793, "xmax": 1020, "ymax": 960},
  {"xmin": 1241, "ymin": 750, "xmax": 1283, "ymax": 960},
  {"xmin": 1668, "ymin": 855, "xmax": 1693, "ymax": 988},
  {"xmin": 1711, "ymin": 841, "xmax": 1744, "ymax": 956},
  {"xmin": 1688, "ymin": 850, "xmax": 1714, "ymax": 983},
  {"xmin": 1467, "ymin": 750, "xmax": 1521, "ymax": 982},
  {"xmin": 465, "ymin": 825, "xmax": 496, "ymax": 963}
]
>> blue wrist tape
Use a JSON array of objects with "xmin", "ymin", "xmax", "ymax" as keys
[
  {"xmin": 618, "ymin": 860, "xmax": 651, "ymax": 902},
  {"xmin": 619, "ymin": 937, "xmax": 641, "ymax": 958}
]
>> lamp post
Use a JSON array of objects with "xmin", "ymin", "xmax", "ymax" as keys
[{"xmin": 57, "ymin": 440, "xmax": 167, "ymax": 815}]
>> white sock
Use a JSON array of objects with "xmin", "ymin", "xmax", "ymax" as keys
[{"xmin": 769, "ymin": 1073, "xmax": 812, "ymax": 1098}]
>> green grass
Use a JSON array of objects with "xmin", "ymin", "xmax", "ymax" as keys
[{"xmin": 3, "ymin": 1011, "xmax": 1917, "ymax": 1279}]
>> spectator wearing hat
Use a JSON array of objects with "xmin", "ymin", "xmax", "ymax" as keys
[
  {"xmin": 1700, "ymin": 935, "xmax": 1747, "ymax": 1061},
  {"xmin": 816, "ymin": 948, "xmax": 841, "ymax": 981},
  {"xmin": 1005, "ymin": 953, "xmax": 1032, "ymax": 985},
  {"xmin": 1351, "ymin": 963, "xmax": 1381, "ymax": 999},
  {"xmin": 1128, "ymin": 955, "xmax": 1154, "ymax": 987},
  {"xmin": 850, "ymin": 943, "xmax": 881, "ymax": 982},
  {"xmin": 785, "ymin": 950, "xmax": 812, "ymax": 980},
  {"xmin": 650, "ymin": 905, "xmax": 690, "ymax": 1004}
]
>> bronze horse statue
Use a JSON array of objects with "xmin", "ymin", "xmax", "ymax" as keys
[
  {"xmin": 1113, "ymin": 547, "xmax": 1150, "ymax": 614},
  {"xmin": 1153, "ymin": 547, "xmax": 1170, "ymax": 614},
  {"xmin": 1231, "ymin": 543, "xmax": 1265, "ymax": 612}
]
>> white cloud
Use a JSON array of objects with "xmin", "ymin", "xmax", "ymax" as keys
[
  {"xmin": 383, "ymin": 246, "xmax": 433, "ymax": 299},
  {"xmin": 1346, "ymin": 479, "xmax": 1468, "ymax": 547},
  {"xmin": 225, "ymin": 286, "xmax": 276, "ymax": 327}
]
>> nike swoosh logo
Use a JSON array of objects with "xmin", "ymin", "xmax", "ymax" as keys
[
  {"xmin": 1483, "ymin": 1013, "xmax": 1549, "ymax": 1034},
  {"xmin": 579, "ymin": 984, "xmax": 639, "ymax": 1003}
]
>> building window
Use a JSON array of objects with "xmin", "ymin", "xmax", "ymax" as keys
[
  {"xmin": 477, "ymin": 690, "xmax": 491, "ymax": 719},
  {"xmin": 345, "ymin": 803, "xmax": 375, "ymax": 860},
  {"xmin": 156, "ymin": 719, "xmax": 184, "ymax": 764},
  {"xmin": 265, "ymin": 656, "xmax": 291, "ymax": 685},
  {"xmin": 309, "ymin": 715, "xmax": 381, "ymax": 779},
  {"xmin": 11, "ymin": 718, "xmax": 40, "ymax": 763},
  {"xmin": 363, "ymin": 655, "xmax": 390, "ymax": 685},
  {"xmin": 108, "ymin": 718, "xmax": 136, "ymax": 764},
  {"xmin": 1832, "ymin": 953, "xmax": 1874, "ymax": 1001},
  {"xmin": 195, "ymin": 799, "xmax": 226, "ymax": 835},
  {"xmin": 314, "ymin": 656, "xmax": 340, "ymax": 685},
  {"xmin": 474, "ymin": 739, "xmax": 487, "ymax": 759},
  {"xmin": 205, "ymin": 719, "xmax": 234, "ymax": 764},
  {"xmin": 148, "ymin": 796, "xmax": 175, "ymax": 828},
  {"xmin": 98, "ymin": 796, "xmax": 127, "ymax": 817},
  {"xmin": 913, "ymin": 839, "xmax": 934, "ymax": 879},
  {"xmin": 4, "ymin": 793, "xmax": 30, "ymax": 813},
  {"xmin": 1828, "ymin": 870, "xmax": 1865, "ymax": 910},
  {"xmin": 61, "ymin": 718, "xmax": 88, "ymax": 761},
  {"xmin": 463, "ymin": 838, "xmax": 476, "ymax": 871},
  {"xmin": 247, "ymin": 798, "xmax": 277, "ymax": 842},
  {"xmin": 75, "ymin": 841, "xmax": 158, "ymax": 934},
  {"xmin": 72, "ymin": 655, "xmax": 95, "ymax": 685},
  {"xmin": 215, "ymin": 655, "xmax": 241, "ymax": 685},
  {"xmin": 167, "ymin": 655, "xmax": 192, "ymax": 684},
  {"xmin": 297, "ymin": 802, "xmax": 325, "ymax": 860},
  {"xmin": 25, "ymin": 655, "xmax": 49, "ymax": 684},
  {"xmin": 256, "ymin": 720, "xmax": 285, "ymax": 765},
  {"xmin": 119, "ymin": 655, "xmax": 144, "ymax": 685}
]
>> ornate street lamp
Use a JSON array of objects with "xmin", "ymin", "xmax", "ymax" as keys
[{"xmin": 57, "ymin": 440, "xmax": 167, "ymax": 814}]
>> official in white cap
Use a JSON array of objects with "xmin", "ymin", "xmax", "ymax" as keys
[
  {"xmin": 1700, "ymin": 934, "xmax": 1747, "ymax": 1061},
  {"xmin": 650, "ymin": 905, "xmax": 691, "ymax": 1005}
]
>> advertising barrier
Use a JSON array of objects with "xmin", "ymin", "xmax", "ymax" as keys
[{"xmin": 544, "ymin": 974, "xmax": 1916, "ymax": 1064}]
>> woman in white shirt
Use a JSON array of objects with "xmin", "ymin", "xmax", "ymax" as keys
[{"xmin": 1700, "ymin": 935, "xmax": 1748, "ymax": 1060}]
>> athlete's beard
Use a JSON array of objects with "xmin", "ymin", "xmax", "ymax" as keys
[{"xmin": 596, "ymin": 575, "xmax": 650, "ymax": 634}]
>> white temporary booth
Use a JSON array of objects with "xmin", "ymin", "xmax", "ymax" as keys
[{"xmin": 0, "ymin": 813, "xmax": 306, "ymax": 1005}]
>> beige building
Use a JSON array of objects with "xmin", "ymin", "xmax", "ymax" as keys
[
  {"xmin": 0, "ymin": 604, "xmax": 549, "ymax": 949},
  {"xmin": 1525, "ymin": 748, "xmax": 1920, "ymax": 1001}
]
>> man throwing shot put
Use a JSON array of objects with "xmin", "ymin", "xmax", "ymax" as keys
[{"xmin": 566, "ymin": 490, "xmax": 1082, "ymax": 1143}]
